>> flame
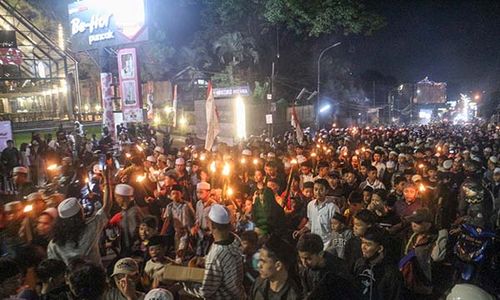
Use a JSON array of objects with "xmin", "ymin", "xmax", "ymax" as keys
[
  {"xmin": 222, "ymin": 163, "xmax": 230, "ymax": 176},
  {"xmin": 136, "ymin": 174, "xmax": 146, "ymax": 183},
  {"xmin": 47, "ymin": 164, "xmax": 59, "ymax": 171},
  {"xmin": 23, "ymin": 204, "xmax": 33, "ymax": 213}
]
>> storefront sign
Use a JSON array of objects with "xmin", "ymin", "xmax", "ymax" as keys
[
  {"xmin": 213, "ymin": 86, "xmax": 251, "ymax": 98},
  {"xmin": 68, "ymin": 0, "xmax": 148, "ymax": 51}
]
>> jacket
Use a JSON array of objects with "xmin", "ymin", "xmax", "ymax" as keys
[
  {"xmin": 250, "ymin": 276, "xmax": 302, "ymax": 300},
  {"xmin": 353, "ymin": 255, "xmax": 402, "ymax": 300}
]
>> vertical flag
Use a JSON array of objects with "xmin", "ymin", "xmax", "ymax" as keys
[
  {"xmin": 205, "ymin": 82, "xmax": 220, "ymax": 151},
  {"xmin": 291, "ymin": 105, "xmax": 304, "ymax": 145}
]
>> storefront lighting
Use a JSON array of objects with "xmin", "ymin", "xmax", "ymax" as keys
[{"xmin": 235, "ymin": 95, "xmax": 246, "ymax": 140}]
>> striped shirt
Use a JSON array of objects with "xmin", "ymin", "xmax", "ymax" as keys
[{"xmin": 184, "ymin": 234, "xmax": 246, "ymax": 299}]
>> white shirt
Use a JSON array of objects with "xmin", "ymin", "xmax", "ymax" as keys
[
  {"xmin": 306, "ymin": 199, "xmax": 339, "ymax": 248},
  {"xmin": 47, "ymin": 208, "xmax": 108, "ymax": 266}
]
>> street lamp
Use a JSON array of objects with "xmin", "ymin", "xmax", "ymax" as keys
[{"xmin": 316, "ymin": 42, "xmax": 341, "ymax": 128}]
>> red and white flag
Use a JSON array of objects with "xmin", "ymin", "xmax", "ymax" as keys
[
  {"xmin": 205, "ymin": 82, "xmax": 220, "ymax": 151},
  {"xmin": 291, "ymin": 105, "xmax": 304, "ymax": 145}
]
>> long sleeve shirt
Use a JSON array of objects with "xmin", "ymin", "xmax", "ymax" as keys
[{"xmin": 184, "ymin": 235, "xmax": 246, "ymax": 299}]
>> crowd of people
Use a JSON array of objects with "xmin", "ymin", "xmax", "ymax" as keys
[{"xmin": 0, "ymin": 121, "xmax": 499, "ymax": 300}]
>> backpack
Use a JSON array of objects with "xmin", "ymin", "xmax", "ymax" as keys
[{"xmin": 398, "ymin": 249, "xmax": 433, "ymax": 295}]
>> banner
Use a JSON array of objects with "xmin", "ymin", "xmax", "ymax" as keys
[
  {"xmin": 100, "ymin": 72, "xmax": 115, "ymax": 140},
  {"xmin": 0, "ymin": 121, "xmax": 12, "ymax": 151},
  {"xmin": 117, "ymin": 48, "xmax": 142, "ymax": 123},
  {"xmin": 146, "ymin": 81, "xmax": 154, "ymax": 121},
  {"xmin": 291, "ymin": 105, "xmax": 304, "ymax": 145}
]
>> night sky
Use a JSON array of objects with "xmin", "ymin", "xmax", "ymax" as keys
[{"xmin": 351, "ymin": 0, "xmax": 500, "ymax": 99}]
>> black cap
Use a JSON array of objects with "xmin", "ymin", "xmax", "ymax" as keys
[
  {"xmin": 148, "ymin": 235, "xmax": 166, "ymax": 247},
  {"xmin": 171, "ymin": 184, "xmax": 183, "ymax": 192}
]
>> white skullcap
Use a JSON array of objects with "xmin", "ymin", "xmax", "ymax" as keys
[
  {"xmin": 208, "ymin": 204, "xmax": 230, "ymax": 224},
  {"xmin": 484, "ymin": 147, "xmax": 492, "ymax": 152},
  {"xmin": 489, "ymin": 156, "xmax": 498, "ymax": 164},
  {"xmin": 196, "ymin": 182, "xmax": 211, "ymax": 190},
  {"xmin": 146, "ymin": 156, "xmax": 157, "ymax": 163},
  {"xmin": 267, "ymin": 152, "xmax": 276, "ymax": 158},
  {"xmin": 154, "ymin": 146, "xmax": 164, "ymax": 154},
  {"xmin": 389, "ymin": 151, "xmax": 398, "ymax": 156},
  {"xmin": 494, "ymin": 168, "xmax": 500, "ymax": 174},
  {"xmin": 443, "ymin": 160, "xmax": 453, "ymax": 170},
  {"xmin": 13, "ymin": 166, "xmax": 28, "ymax": 174},
  {"xmin": 386, "ymin": 161, "xmax": 396, "ymax": 169},
  {"xmin": 115, "ymin": 184, "xmax": 134, "ymax": 196},
  {"xmin": 144, "ymin": 288, "xmax": 174, "ymax": 300},
  {"xmin": 58, "ymin": 197, "xmax": 82, "ymax": 219},
  {"xmin": 296, "ymin": 155, "xmax": 307, "ymax": 164},
  {"xmin": 398, "ymin": 153, "xmax": 406, "ymax": 158},
  {"xmin": 411, "ymin": 175, "xmax": 422, "ymax": 183},
  {"xmin": 93, "ymin": 164, "xmax": 103, "ymax": 174},
  {"xmin": 242, "ymin": 149, "xmax": 252, "ymax": 156},
  {"xmin": 175, "ymin": 158, "xmax": 185, "ymax": 165}
]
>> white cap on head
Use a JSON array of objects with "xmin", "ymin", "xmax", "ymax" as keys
[
  {"xmin": 115, "ymin": 184, "xmax": 134, "ymax": 196},
  {"xmin": 175, "ymin": 158, "xmax": 185, "ymax": 165},
  {"xmin": 242, "ymin": 149, "xmax": 252, "ymax": 156},
  {"xmin": 58, "ymin": 197, "xmax": 82, "ymax": 219},
  {"xmin": 494, "ymin": 168, "xmax": 500, "ymax": 175},
  {"xmin": 398, "ymin": 153, "xmax": 406, "ymax": 158},
  {"xmin": 146, "ymin": 156, "xmax": 157, "ymax": 163},
  {"xmin": 296, "ymin": 155, "xmax": 307, "ymax": 164},
  {"xmin": 484, "ymin": 147, "xmax": 492, "ymax": 153},
  {"xmin": 196, "ymin": 182, "xmax": 211, "ymax": 190},
  {"xmin": 443, "ymin": 160, "xmax": 453, "ymax": 170},
  {"xmin": 4, "ymin": 201, "xmax": 22, "ymax": 213},
  {"xmin": 267, "ymin": 152, "xmax": 276, "ymax": 158},
  {"xmin": 208, "ymin": 204, "xmax": 230, "ymax": 224},
  {"xmin": 154, "ymin": 146, "xmax": 164, "ymax": 154},
  {"xmin": 93, "ymin": 164, "xmax": 103, "ymax": 174},
  {"xmin": 411, "ymin": 175, "xmax": 422, "ymax": 183},
  {"xmin": 389, "ymin": 151, "xmax": 398, "ymax": 156},
  {"xmin": 144, "ymin": 288, "xmax": 174, "ymax": 300},
  {"xmin": 13, "ymin": 166, "xmax": 28, "ymax": 174},
  {"xmin": 446, "ymin": 283, "xmax": 495, "ymax": 300},
  {"xmin": 489, "ymin": 156, "xmax": 498, "ymax": 164},
  {"xmin": 386, "ymin": 161, "xmax": 396, "ymax": 169}
]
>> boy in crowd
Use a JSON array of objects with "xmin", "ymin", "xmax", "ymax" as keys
[
  {"xmin": 297, "ymin": 233, "xmax": 358, "ymax": 300},
  {"xmin": 353, "ymin": 226, "xmax": 402, "ymax": 300},
  {"xmin": 144, "ymin": 235, "xmax": 171, "ymax": 289},
  {"xmin": 136, "ymin": 216, "xmax": 158, "ymax": 256},
  {"xmin": 36, "ymin": 259, "xmax": 70, "ymax": 299},
  {"xmin": 293, "ymin": 179, "xmax": 339, "ymax": 249},
  {"xmin": 326, "ymin": 212, "xmax": 353, "ymax": 259},
  {"xmin": 344, "ymin": 209, "xmax": 378, "ymax": 270}
]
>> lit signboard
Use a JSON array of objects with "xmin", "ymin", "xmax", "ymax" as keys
[{"xmin": 68, "ymin": 0, "xmax": 148, "ymax": 51}]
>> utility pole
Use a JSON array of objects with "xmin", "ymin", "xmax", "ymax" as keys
[{"xmin": 316, "ymin": 42, "xmax": 341, "ymax": 129}]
